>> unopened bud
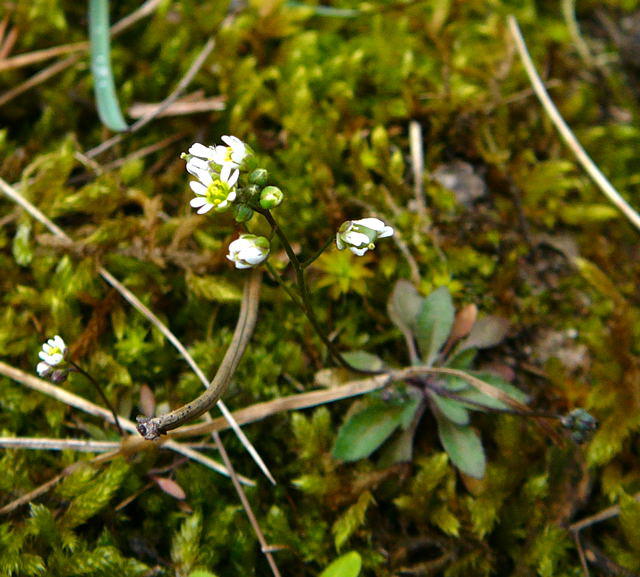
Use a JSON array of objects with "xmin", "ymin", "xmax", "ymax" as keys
[
  {"xmin": 249, "ymin": 168, "xmax": 269, "ymax": 187},
  {"xmin": 234, "ymin": 204, "xmax": 254, "ymax": 223},
  {"xmin": 259, "ymin": 186, "xmax": 284, "ymax": 209}
]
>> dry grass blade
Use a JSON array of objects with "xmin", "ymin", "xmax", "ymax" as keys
[
  {"xmin": 127, "ymin": 96, "xmax": 226, "ymax": 119},
  {"xmin": 213, "ymin": 431, "xmax": 282, "ymax": 577},
  {"xmin": 0, "ymin": 175, "xmax": 274, "ymax": 483},
  {"xmin": 0, "ymin": 437, "xmax": 120, "ymax": 452},
  {"xmin": 0, "ymin": 53, "xmax": 82, "ymax": 108},
  {"xmin": 171, "ymin": 374, "xmax": 391, "ymax": 438},
  {"xmin": 507, "ymin": 15, "xmax": 640, "ymax": 232},
  {"xmin": 0, "ymin": 41, "xmax": 87, "ymax": 72},
  {"xmin": 0, "ymin": 0, "xmax": 164, "ymax": 108},
  {"xmin": 0, "ymin": 360, "xmax": 254, "ymax": 486},
  {"xmin": 0, "ymin": 14, "xmax": 18, "ymax": 60}
]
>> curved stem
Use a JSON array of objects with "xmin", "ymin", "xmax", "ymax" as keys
[
  {"xmin": 301, "ymin": 235, "xmax": 334, "ymax": 269},
  {"xmin": 69, "ymin": 361, "xmax": 123, "ymax": 435},
  {"xmin": 258, "ymin": 208, "xmax": 381, "ymax": 374},
  {"xmin": 136, "ymin": 270, "xmax": 262, "ymax": 440}
]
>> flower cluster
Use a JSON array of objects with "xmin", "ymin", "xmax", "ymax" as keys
[
  {"xmin": 36, "ymin": 335, "xmax": 69, "ymax": 383},
  {"xmin": 183, "ymin": 136, "xmax": 394, "ymax": 271}
]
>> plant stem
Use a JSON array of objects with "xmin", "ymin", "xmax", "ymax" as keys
[
  {"xmin": 301, "ymin": 235, "xmax": 334, "ymax": 268},
  {"xmin": 69, "ymin": 361, "xmax": 124, "ymax": 435},
  {"xmin": 257, "ymin": 208, "xmax": 380, "ymax": 373}
]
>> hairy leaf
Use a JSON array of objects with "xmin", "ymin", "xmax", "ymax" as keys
[
  {"xmin": 416, "ymin": 286, "xmax": 455, "ymax": 365},
  {"xmin": 436, "ymin": 417, "xmax": 486, "ymax": 479},
  {"xmin": 333, "ymin": 404, "xmax": 405, "ymax": 461}
]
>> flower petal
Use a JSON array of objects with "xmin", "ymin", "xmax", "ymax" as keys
[
  {"xmin": 189, "ymin": 143, "xmax": 216, "ymax": 159},
  {"xmin": 36, "ymin": 362, "xmax": 51, "ymax": 377},
  {"xmin": 190, "ymin": 197, "xmax": 209, "ymax": 207},
  {"xmin": 350, "ymin": 246, "xmax": 369, "ymax": 256},
  {"xmin": 354, "ymin": 217, "xmax": 385, "ymax": 231},
  {"xmin": 344, "ymin": 231, "xmax": 370, "ymax": 247},
  {"xmin": 190, "ymin": 181, "xmax": 207, "ymax": 196},
  {"xmin": 197, "ymin": 203, "xmax": 214, "ymax": 214}
]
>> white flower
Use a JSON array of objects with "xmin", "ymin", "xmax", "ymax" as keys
[
  {"xmin": 226, "ymin": 234, "xmax": 270, "ymax": 269},
  {"xmin": 210, "ymin": 135, "xmax": 249, "ymax": 169},
  {"xmin": 38, "ymin": 335, "xmax": 67, "ymax": 366},
  {"xmin": 336, "ymin": 217, "xmax": 394, "ymax": 256},
  {"xmin": 37, "ymin": 335, "xmax": 69, "ymax": 382},
  {"xmin": 189, "ymin": 164, "xmax": 239, "ymax": 214}
]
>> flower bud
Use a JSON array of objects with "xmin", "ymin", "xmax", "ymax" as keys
[
  {"xmin": 336, "ymin": 217, "xmax": 394, "ymax": 256},
  {"xmin": 226, "ymin": 234, "xmax": 270, "ymax": 269},
  {"xmin": 560, "ymin": 408, "xmax": 598, "ymax": 444},
  {"xmin": 233, "ymin": 204, "xmax": 254, "ymax": 223},
  {"xmin": 259, "ymin": 186, "xmax": 284, "ymax": 209},
  {"xmin": 249, "ymin": 168, "xmax": 269, "ymax": 187}
]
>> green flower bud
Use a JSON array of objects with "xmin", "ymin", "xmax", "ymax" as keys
[
  {"xmin": 560, "ymin": 408, "xmax": 598, "ymax": 444},
  {"xmin": 233, "ymin": 204, "xmax": 254, "ymax": 223},
  {"xmin": 259, "ymin": 186, "xmax": 284, "ymax": 209},
  {"xmin": 249, "ymin": 168, "xmax": 269, "ymax": 187}
]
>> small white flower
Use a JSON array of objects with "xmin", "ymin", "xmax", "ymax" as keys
[
  {"xmin": 36, "ymin": 335, "xmax": 70, "ymax": 382},
  {"xmin": 226, "ymin": 234, "xmax": 270, "ymax": 269},
  {"xmin": 336, "ymin": 217, "xmax": 394, "ymax": 256},
  {"xmin": 189, "ymin": 164, "xmax": 239, "ymax": 214},
  {"xmin": 211, "ymin": 135, "xmax": 249, "ymax": 169},
  {"xmin": 38, "ymin": 335, "xmax": 67, "ymax": 366}
]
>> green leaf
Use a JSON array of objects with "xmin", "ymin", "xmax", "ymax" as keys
[
  {"xmin": 188, "ymin": 571, "xmax": 219, "ymax": 577},
  {"xmin": 430, "ymin": 393, "xmax": 470, "ymax": 425},
  {"xmin": 436, "ymin": 416, "xmax": 486, "ymax": 479},
  {"xmin": 458, "ymin": 316, "xmax": 509, "ymax": 351},
  {"xmin": 387, "ymin": 279, "xmax": 423, "ymax": 335},
  {"xmin": 416, "ymin": 286, "xmax": 455, "ymax": 365},
  {"xmin": 319, "ymin": 551, "xmax": 362, "ymax": 577},
  {"xmin": 341, "ymin": 350, "xmax": 385, "ymax": 372},
  {"xmin": 333, "ymin": 404, "xmax": 405, "ymax": 461},
  {"xmin": 89, "ymin": 0, "xmax": 128, "ymax": 131}
]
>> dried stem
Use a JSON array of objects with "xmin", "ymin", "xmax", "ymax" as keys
[
  {"xmin": 508, "ymin": 15, "xmax": 640, "ymax": 232},
  {"xmin": 0, "ymin": 360, "xmax": 253, "ymax": 485},
  {"xmin": 0, "ymin": 175, "xmax": 273, "ymax": 483},
  {"xmin": 136, "ymin": 270, "xmax": 262, "ymax": 440}
]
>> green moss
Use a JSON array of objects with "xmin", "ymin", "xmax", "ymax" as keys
[{"xmin": 2, "ymin": 0, "xmax": 640, "ymax": 575}]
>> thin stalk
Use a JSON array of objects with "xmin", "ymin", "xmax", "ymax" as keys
[
  {"xmin": 264, "ymin": 261, "xmax": 305, "ymax": 311},
  {"xmin": 301, "ymin": 235, "xmax": 334, "ymax": 268},
  {"xmin": 69, "ymin": 360, "xmax": 123, "ymax": 435},
  {"xmin": 258, "ymin": 208, "xmax": 378, "ymax": 373}
]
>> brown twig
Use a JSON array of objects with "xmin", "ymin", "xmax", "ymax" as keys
[{"xmin": 136, "ymin": 270, "xmax": 262, "ymax": 440}]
